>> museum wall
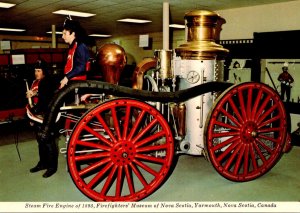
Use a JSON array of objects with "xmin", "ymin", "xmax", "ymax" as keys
[
  {"xmin": 2, "ymin": 1, "xmax": 300, "ymax": 66},
  {"xmin": 96, "ymin": 0, "xmax": 300, "ymax": 63},
  {"xmin": 218, "ymin": 0, "xmax": 300, "ymax": 39}
]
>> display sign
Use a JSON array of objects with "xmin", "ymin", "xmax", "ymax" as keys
[
  {"xmin": 11, "ymin": 54, "xmax": 25, "ymax": 65},
  {"xmin": 139, "ymin": 34, "xmax": 149, "ymax": 47},
  {"xmin": 0, "ymin": 40, "xmax": 11, "ymax": 50}
]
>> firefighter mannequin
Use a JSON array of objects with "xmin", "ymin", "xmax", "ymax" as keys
[
  {"xmin": 60, "ymin": 17, "xmax": 90, "ymax": 88},
  {"xmin": 27, "ymin": 60, "xmax": 55, "ymax": 114},
  {"xmin": 278, "ymin": 63, "xmax": 294, "ymax": 102},
  {"xmin": 26, "ymin": 59, "xmax": 57, "ymax": 178}
]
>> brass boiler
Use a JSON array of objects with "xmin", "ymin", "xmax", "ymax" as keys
[
  {"xmin": 175, "ymin": 10, "xmax": 228, "ymax": 60},
  {"xmin": 97, "ymin": 43, "xmax": 127, "ymax": 84},
  {"xmin": 154, "ymin": 49, "xmax": 173, "ymax": 80},
  {"xmin": 174, "ymin": 10, "xmax": 229, "ymax": 155}
]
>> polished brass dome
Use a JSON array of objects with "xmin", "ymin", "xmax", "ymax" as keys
[
  {"xmin": 175, "ymin": 10, "xmax": 228, "ymax": 60},
  {"xmin": 97, "ymin": 43, "xmax": 127, "ymax": 84}
]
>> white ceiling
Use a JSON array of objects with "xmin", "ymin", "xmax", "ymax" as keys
[{"xmin": 0, "ymin": 0, "xmax": 297, "ymax": 37}]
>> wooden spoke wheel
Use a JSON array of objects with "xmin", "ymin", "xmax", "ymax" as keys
[
  {"xmin": 205, "ymin": 82, "xmax": 287, "ymax": 181},
  {"xmin": 67, "ymin": 98, "xmax": 175, "ymax": 201}
]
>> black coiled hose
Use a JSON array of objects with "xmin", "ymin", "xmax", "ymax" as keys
[{"xmin": 38, "ymin": 80, "xmax": 233, "ymax": 143}]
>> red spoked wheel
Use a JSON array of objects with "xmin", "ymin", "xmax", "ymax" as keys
[
  {"xmin": 67, "ymin": 98, "xmax": 175, "ymax": 201},
  {"xmin": 205, "ymin": 82, "xmax": 288, "ymax": 182}
]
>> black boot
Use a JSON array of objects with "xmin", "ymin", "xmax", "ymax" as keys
[
  {"xmin": 42, "ymin": 141, "xmax": 58, "ymax": 178},
  {"xmin": 31, "ymin": 126, "xmax": 48, "ymax": 173},
  {"xmin": 30, "ymin": 135, "xmax": 48, "ymax": 173},
  {"xmin": 43, "ymin": 168, "xmax": 57, "ymax": 178},
  {"xmin": 30, "ymin": 162, "xmax": 46, "ymax": 173}
]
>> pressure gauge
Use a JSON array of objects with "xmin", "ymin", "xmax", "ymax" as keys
[{"xmin": 187, "ymin": 70, "xmax": 200, "ymax": 84}]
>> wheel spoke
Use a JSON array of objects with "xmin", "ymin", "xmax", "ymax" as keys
[
  {"xmin": 249, "ymin": 143, "xmax": 258, "ymax": 171},
  {"xmin": 78, "ymin": 157, "xmax": 111, "ymax": 177},
  {"xmin": 133, "ymin": 158, "xmax": 159, "ymax": 177},
  {"xmin": 254, "ymin": 94, "xmax": 272, "ymax": 121},
  {"xmin": 224, "ymin": 143, "xmax": 242, "ymax": 171},
  {"xmin": 95, "ymin": 113, "xmax": 117, "ymax": 143},
  {"xmin": 251, "ymin": 89, "xmax": 263, "ymax": 120},
  {"xmin": 258, "ymin": 127, "xmax": 282, "ymax": 133},
  {"xmin": 76, "ymin": 140, "xmax": 111, "ymax": 151},
  {"xmin": 246, "ymin": 87, "xmax": 253, "ymax": 119},
  {"xmin": 75, "ymin": 152, "xmax": 110, "ymax": 161},
  {"xmin": 213, "ymin": 120, "xmax": 240, "ymax": 131},
  {"xmin": 135, "ymin": 131, "xmax": 166, "ymax": 148},
  {"xmin": 136, "ymin": 144, "xmax": 169, "ymax": 154},
  {"xmin": 128, "ymin": 110, "xmax": 146, "ymax": 140},
  {"xmin": 253, "ymin": 142, "xmax": 267, "ymax": 163},
  {"xmin": 84, "ymin": 125, "xmax": 113, "ymax": 147},
  {"xmin": 122, "ymin": 105, "xmax": 131, "ymax": 140},
  {"xmin": 135, "ymin": 153, "xmax": 167, "ymax": 164},
  {"xmin": 256, "ymin": 103, "xmax": 278, "ymax": 125},
  {"xmin": 124, "ymin": 165, "xmax": 135, "ymax": 195},
  {"xmin": 255, "ymin": 138, "xmax": 274, "ymax": 155},
  {"xmin": 237, "ymin": 88, "xmax": 247, "ymax": 120},
  {"xmin": 100, "ymin": 165, "xmax": 118, "ymax": 196},
  {"xmin": 217, "ymin": 139, "xmax": 240, "ymax": 162},
  {"xmin": 212, "ymin": 131, "xmax": 240, "ymax": 138},
  {"xmin": 115, "ymin": 166, "xmax": 123, "ymax": 197},
  {"xmin": 220, "ymin": 108, "xmax": 241, "ymax": 127},
  {"xmin": 111, "ymin": 107, "xmax": 122, "ymax": 140},
  {"xmin": 211, "ymin": 135, "xmax": 240, "ymax": 152},
  {"xmin": 132, "ymin": 118, "xmax": 158, "ymax": 143},
  {"xmin": 243, "ymin": 144, "xmax": 250, "ymax": 176},
  {"xmin": 258, "ymin": 115, "xmax": 281, "ymax": 129},
  {"xmin": 86, "ymin": 161, "xmax": 114, "ymax": 189},
  {"xmin": 129, "ymin": 162, "xmax": 148, "ymax": 187},
  {"xmin": 258, "ymin": 134, "xmax": 280, "ymax": 144},
  {"xmin": 228, "ymin": 98, "xmax": 244, "ymax": 124},
  {"xmin": 233, "ymin": 144, "xmax": 246, "ymax": 175}
]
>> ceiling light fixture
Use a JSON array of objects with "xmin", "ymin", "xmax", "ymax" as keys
[
  {"xmin": 89, "ymin": 34, "xmax": 112, "ymax": 38},
  {"xmin": 0, "ymin": 28, "xmax": 25, "ymax": 32},
  {"xmin": 46, "ymin": 31, "xmax": 62, "ymax": 34},
  {"xmin": 169, "ymin": 24, "xmax": 185, "ymax": 29},
  {"xmin": 117, "ymin": 18, "xmax": 152, "ymax": 23},
  {"xmin": 53, "ymin": 10, "xmax": 96, "ymax": 17},
  {"xmin": 0, "ymin": 2, "xmax": 15, "ymax": 8}
]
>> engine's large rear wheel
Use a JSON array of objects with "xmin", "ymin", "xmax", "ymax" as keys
[
  {"xmin": 205, "ymin": 82, "xmax": 288, "ymax": 181},
  {"xmin": 67, "ymin": 98, "xmax": 175, "ymax": 201}
]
